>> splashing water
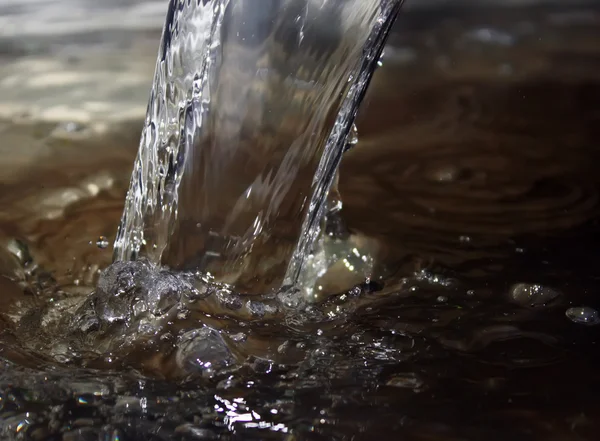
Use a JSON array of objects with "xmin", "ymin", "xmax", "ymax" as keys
[
  {"xmin": 0, "ymin": 0, "xmax": 405, "ymax": 372},
  {"xmin": 2, "ymin": 4, "xmax": 600, "ymax": 440}
]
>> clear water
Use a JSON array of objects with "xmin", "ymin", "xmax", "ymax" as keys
[
  {"xmin": 113, "ymin": 0, "xmax": 401, "ymax": 296},
  {"xmin": 1, "ymin": 3, "xmax": 600, "ymax": 440}
]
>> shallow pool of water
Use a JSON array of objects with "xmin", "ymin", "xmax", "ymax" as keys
[{"xmin": 1, "ymin": 4, "xmax": 600, "ymax": 440}]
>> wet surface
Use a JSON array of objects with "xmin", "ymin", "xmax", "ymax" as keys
[{"xmin": 1, "ymin": 4, "xmax": 600, "ymax": 440}]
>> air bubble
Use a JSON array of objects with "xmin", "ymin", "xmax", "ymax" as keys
[
  {"xmin": 566, "ymin": 307, "xmax": 600, "ymax": 325},
  {"xmin": 176, "ymin": 327, "xmax": 236, "ymax": 377},
  {"xmin": 509, "ymin": 283, "xmax": 561, "ymax": 307}
]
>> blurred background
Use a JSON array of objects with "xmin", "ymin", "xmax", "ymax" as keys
[{"xmin": 0, "ymin": 0, "xmax": 598, "ymax": 126}]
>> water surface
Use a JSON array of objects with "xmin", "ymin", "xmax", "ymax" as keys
[{"xmin": 1, "ymin": 4, "xmax": 600, "ymax": 440}]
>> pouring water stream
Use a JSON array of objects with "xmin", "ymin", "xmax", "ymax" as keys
[
  {"xmin": 10, "ymin": 0, "xmax": 409, "ymax": 373},
  {"xmin": 113, "ymin": 0, "xmax": 403, "ymax": 299}
]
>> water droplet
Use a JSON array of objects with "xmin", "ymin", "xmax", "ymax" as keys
[
  {"xmin": 377, "ymin": 50, "xmax": 384, "ymax": 67},
  {"xmin": 509, "ymin": 283, "xmax": 561, "ymax": 307},
  {"xmin": 566, "ymin": 307, "xmax": 600, "ymax": 325},
  {"xmin": 96, "ymin": 236, "xmax": 109, "ymax": 249},
  {"xmin": 345, "ymin": 124, "xmax": 359, "ymax": 151}
]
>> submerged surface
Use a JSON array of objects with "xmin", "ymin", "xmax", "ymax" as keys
[{"xmin": 1, "ymin": 4, "xmax": 600, "ymax": 440}]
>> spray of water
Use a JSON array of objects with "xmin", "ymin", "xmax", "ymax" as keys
[{"xmin": 4, "ymin": 0, "xmax": 404, "ymax": 373}]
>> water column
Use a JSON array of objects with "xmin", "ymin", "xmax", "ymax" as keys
[{"xmin": 114, "ymin": 0, "xmax": 402, "ymax": 295}]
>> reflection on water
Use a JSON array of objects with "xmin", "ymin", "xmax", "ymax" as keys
[{"xmin": 1, "ymin": 4, "xmax": 600, "ymax": 440}]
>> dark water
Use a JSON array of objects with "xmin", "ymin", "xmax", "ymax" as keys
[{"xmin": 1, "ymin": 5, "xmax": 600, "ymax": 440}]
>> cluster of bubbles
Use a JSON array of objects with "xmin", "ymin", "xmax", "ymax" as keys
[{"xmin": 508, "ymin": 282, "xmax": 599, "ymax": 325}]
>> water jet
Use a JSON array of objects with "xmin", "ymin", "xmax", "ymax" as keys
[{"xmin": 113, "ymin": 0, "xmax": 403, "ymax": 297}]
